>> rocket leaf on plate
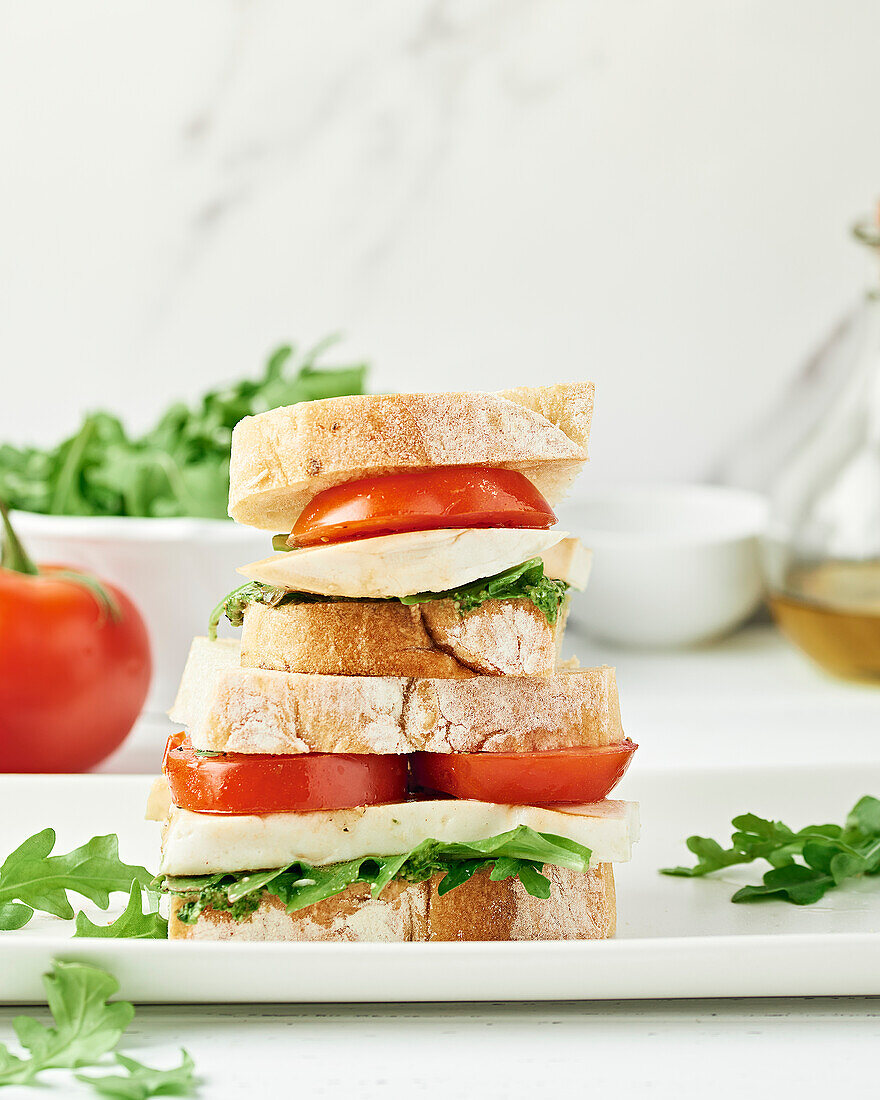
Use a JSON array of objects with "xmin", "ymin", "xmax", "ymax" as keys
[
  {"xmin": 662, "ymin": 795, "xmax": 880, "ymax": 904},
  {"xmin": 74, "ymin": 880, "xmax": 168, "ymax": 940},
  {"xmin": 0, "ymin": 828, "xmax": 153, "ymax": 930}
]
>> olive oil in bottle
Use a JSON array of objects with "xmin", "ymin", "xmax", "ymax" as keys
[
  {"xmin": 769, "ymin": 561, "xmax": 880, "ymax": 682},
  {"xmin": 761, "ymin": 203, "xmax": 880, "ymax": 681}
]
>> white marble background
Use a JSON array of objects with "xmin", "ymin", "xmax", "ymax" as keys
[{"xmin": 1, "ymin": 0, "xmax": 879, "ymax": 487}]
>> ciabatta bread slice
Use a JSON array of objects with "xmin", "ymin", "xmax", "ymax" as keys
[
  {"xmin": 237, "ymin": 528, "xmax": 584, "ymax": 599},
  {"xmin": 168, "ymin": 864, "xmax": 615, "ymax": 942},
  {"xmin": 240, "ymin": 595, "xmax": 570, "ymax": 678},
  {"xmin": 170, "ymin": 638, "xmax": 625, "ymax": 755},
  {"xmin": 229, "ymin": 384, "xmax": 594, "ymax": 530}
]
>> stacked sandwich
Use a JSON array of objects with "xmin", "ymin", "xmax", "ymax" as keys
[{"xmin": 150, "ymin": 384, "xmax": 639, "ymax": 941}]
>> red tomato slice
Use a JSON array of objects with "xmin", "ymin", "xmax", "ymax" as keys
[
  {"xmin": 163, "ymin": 733, "xmax": 408, "ymax": 814},
  {"xmin": 410, "ymin": 741, "xmax": 637, "ymax": 805},
  {"xmin": 290, "ymin": 466, "xmax": 556, "ymax": 548}
]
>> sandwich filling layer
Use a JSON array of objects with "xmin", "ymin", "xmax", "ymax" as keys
[
  {"xmin": 156, "ymin": 798, "xmax": 639, "ymax": 875},
  {"xmin": 236, "ymin": 528, "xmax": 583, "ymax": 598},
  {"xmin": 155, "ymin": 799, "xmax": 636, "ymax": 926}
]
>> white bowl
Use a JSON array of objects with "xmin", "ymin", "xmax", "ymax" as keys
[
  {"xmin": 558, "ymin": 485, "xmax": 769, "ymax": 648},
  {"xmin": 10, "ymin": 512, "xmax": 269, "ymax": 713}
]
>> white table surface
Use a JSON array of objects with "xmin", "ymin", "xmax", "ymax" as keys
[{"xmin": 4, "ymin": 624, "xmax": 880, "ymax": 1097}]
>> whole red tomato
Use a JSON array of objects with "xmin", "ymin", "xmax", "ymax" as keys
[{"xmin": 0, "ymin": 504, "xmax": 151, "ymax": 772}]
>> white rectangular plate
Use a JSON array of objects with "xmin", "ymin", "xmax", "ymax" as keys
[{"xmin": 1, "ymin": 763, "xmax": 879, "ymax": 1003}]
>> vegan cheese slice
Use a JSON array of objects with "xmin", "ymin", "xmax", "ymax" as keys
[
  {"xmin": 237, "ymin": 528, "xmax": 575, "ymax": 598},
  {"xmin": 157, "ymin": 797, "xmax": 640, "ymax": 875}
]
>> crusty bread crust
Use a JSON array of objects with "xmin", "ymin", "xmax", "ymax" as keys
[
  {"xmin": 228, "ymin": 385, "xmax": 594, "ymax": 530},
  {"xmin": 169, "ymin": 879, "xmax": 430, "ymax": 943},
  {"xmin": 171, "ymin": 638, "xmax": 624, "ymax": 755},
  {"xmin": 168, "ymin": 864, "xmax": 614, "ymax": 942},
  {"xmin": 427, "ymin": 863, "xmax": 616, "ymax": 941},
  {"xmin": 240, "ymin": 597, "xmax": 569, "ymax": 678}
]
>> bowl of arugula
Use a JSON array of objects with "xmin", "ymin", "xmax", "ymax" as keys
[{"xmin": 0, "ymin": 341, "xmax": 368, "ymax": 715}]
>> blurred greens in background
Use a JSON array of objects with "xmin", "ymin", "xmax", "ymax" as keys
[{"xmin": 0, "ymin": 340, "xmax": 367, "ymax": 519}]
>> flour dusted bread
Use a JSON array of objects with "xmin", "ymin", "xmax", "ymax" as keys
[
  {"xmin": 426, "ymin": 862, "xmax": 615, "ymax": 942},
  {"xmin": 229, "ymin": 384, "xmax": 594, "ymax": 530},
  {"xmin": 168, "ymin": 864, "xmax": 615, "ymax": 942},
  {"xmin": 170, "ymin": 637, "xmax": 624, "ymax": 755},
  {"xmin": 169, "ymin": 880, "xmax": 429, "ymax": 943},
  {"xmin": 240, "ymin": 596, "xmax": 570, "ymax": 678}
]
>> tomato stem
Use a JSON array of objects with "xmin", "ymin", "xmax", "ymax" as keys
[
  {"xmin": 0, "ymin": 499, "xmax": 39, "ymax": 576},
  {"xmin": 53, "ymin": 569, "xmax": 121, "ymax": 623}
]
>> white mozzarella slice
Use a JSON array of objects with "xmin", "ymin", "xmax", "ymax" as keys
[
  {"xmin": 542, "ymin": 538, "xmax": 592, "ymax": 590},
  {"xmin": 158, "ymin": 798, "xmax": 639, "ymax": 875},
  {"xmin": 145, "ymin": 775, "xmax": 172, "ymax": 822},
  {"xmin": 237, "ymin": 528, "xmax": 569, "ymax": 598}
]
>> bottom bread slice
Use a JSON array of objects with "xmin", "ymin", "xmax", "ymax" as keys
[{"xmin": 168, "ymin": 863, "xmax": 615, "ymax": 943}]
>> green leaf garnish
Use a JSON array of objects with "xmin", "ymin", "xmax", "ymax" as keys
[
  {"xmin": 207, "ymin": 580, "xmax": 291, "ymax": 641},
  {"xmin": 401, "ymin": 557, "xmax": 569, "ymax": 624},
  {"xmin": 662, "ymin": 795, "xmax": 880, "ymax": 904},
  {"xmin": 160, "ymin": 826, "xmax": 592, "ymax": 923},
  {"xmin": 0, "ymin": 962, "xmax": 135, "ymax": 1086},
  {"xmin": 0, "ymin": 961, "xmax": 197, "ymax": 1094},
  {"xmin": 0, "ymin": 829, "xmax": 153, "ymax": 929},
  {"xmin": 209, "ymin": 558, "xmax": 570, "ymax": 638},
  {"xmin": 74, "ymin": 880, "xmax": 168, "ymax": 940},
  {"xmin": 0, "ymin": 340, "xmax": 367, "ymax": 520},
  {"xmin": 76, "ymin": 1049, "xmax": 198, "ymax": 1098}
]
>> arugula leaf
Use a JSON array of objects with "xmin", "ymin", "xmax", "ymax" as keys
[
  {"xmin": 161, "ymin": 825, "xmax": 591, "ymax": 922},
  {"xmin": 0, "ymin": 962, "xmax": 197, "ymax": 1094},
  {"xmin": 404, "ymin": 557, "xmax": 569, "ymax": 623},
  {"xmin": 207, "ymin": 580, "xmax": 290, "ymax": 640},
  {"xmin": 730, "ymin": 865, "xmax": 836, "ymax": 906},
  {"xmin": 515, "ymin": 862, "xmax": 553, "ymax": 898},
  {"xmin": 431, "ymin": 861, "xmax": 482, "ymax": 895},
  {"xmin": 75, "ymin": 881, "xmax": 168, "ymax": 940},
  {"xmin": 76, "ymin": 1050, "xmax": 197, "ymax": 1098},
  {"xmin": 662, "ymin": 796, "xmax": 880, "ymax": 904},
  {"xmin": 0, "ymin": 962, "xmax": 134, "ymax": 1086},
  {"xmin": 0, "ymin": 340, "xmax": 367, "ymax": 520},
  {"xmin": 848, "ymin": 794, "xmax": 880, "ymax": 834},
  {"xmin": 209, "ymin": 558, "xmax": 570, "ymax": 639},
  {"xmin": 0, "ymin": 829, "xmax": 153, "ymax": 929}
]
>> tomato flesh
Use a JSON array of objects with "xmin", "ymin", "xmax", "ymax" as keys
[
  {"xmin": 410, "ymin": 741, "xmax": 637, "ymax": 804},
  {"xmin": 290, "ymin": 466, "xmax": 556, "ymax": 548},
  {"xmin": 164, "ymin": 737, "xmax": 637, "ymax": 814},
  {"xmin": 164, "ymin": 733, "xmax": 408, "ymax": 814}
]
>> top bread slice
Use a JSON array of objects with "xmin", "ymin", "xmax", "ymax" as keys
[{"xmin": 229, "ymin": 384, "xmax": 594, "ymax": 531}]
